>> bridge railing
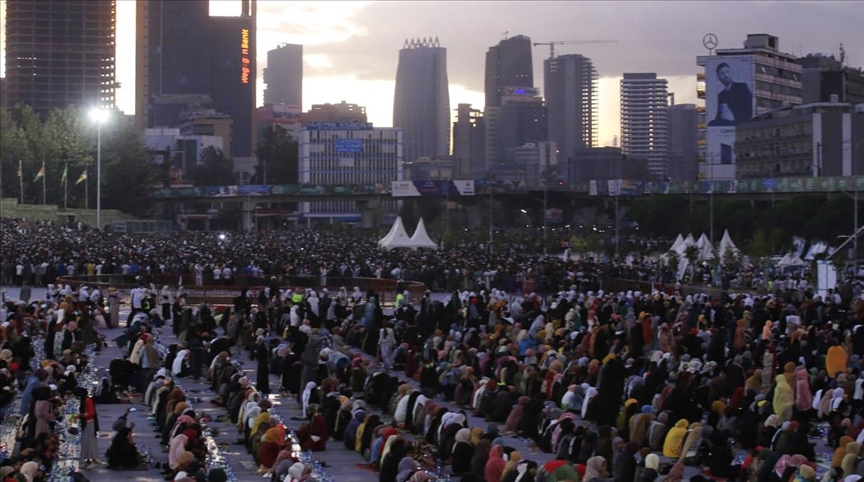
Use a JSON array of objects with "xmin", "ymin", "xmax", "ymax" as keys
[
  {"xmin": 54, "ymin": 274, "xmax": 426, "ymax": 308},
  {"xmin": 148, "ymin": 176, "xmax": 864, "ymax": 199}
]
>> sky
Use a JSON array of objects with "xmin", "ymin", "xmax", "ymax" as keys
[{"xmin": 2, "ymin": 1, "xmax": 863, "ymax": 147}]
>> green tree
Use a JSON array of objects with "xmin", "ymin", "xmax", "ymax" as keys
[
  {"xmin": 188, "ymin": 147, "xmax": 235, "ymax": 187},
  {"xmin": 745, "ymin": 229, "xmax": 772, "ymax": 258},
  {"xmin": 666, "ymin": 250, "xmax": 681, "ymax": 281},
  {"xmin": 684, "ymin": 244, "xmax": 700, "ymax": 282},
  {"xmin": 254, "ymin": 125, "xmax": 298, "ymax": 184},
  {"xmin": 99, "ymin": 122, "xmax": 163, "ymax": 217}
]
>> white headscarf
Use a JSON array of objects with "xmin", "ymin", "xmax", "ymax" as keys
[
  {"xmin": 172, "ymin": 349, "xmax": 188, "ymax": 375},
  {"xmin": 581, "ymin": 386, "xmax": 598, "ymax": 419},
  {"xmin": 301, "ymin": 382, "xmax": 317, "ymax": 419}
]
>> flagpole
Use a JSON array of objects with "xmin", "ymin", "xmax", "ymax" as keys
[
  {"xmin": 42, "ymin": 162, "xmax": 46, "ymax": 205},
  {"xmin": 19, "ymin": 160, "xmax": 23, "ymax": 205}
]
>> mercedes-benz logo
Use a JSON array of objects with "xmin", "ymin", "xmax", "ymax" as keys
[{"xmin": 703, "ymin": 33, "xmax": 718, "ymax": 50}]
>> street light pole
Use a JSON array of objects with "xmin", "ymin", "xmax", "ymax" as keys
[
  {"xmin": 96, "ymin": 122, "xmax": 102, "ymax": 229},
  {"xmin": 89, "ymin": 109, "xmax": 109, "ymax": 229},
  {"xmin": 543, "ymin": 184, "xmax": 548, "ymax": 256}
]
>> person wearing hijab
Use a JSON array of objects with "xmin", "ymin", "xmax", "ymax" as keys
[
  {"xmin": 107, "ymin": 427, "xmax": 141, "ymax": 469},
  {"xmin": 451, "ymin": 428, "xmax": 474, "ymax": 476},
  {"xmin": 471, "ymin": 439, "xmax": 491, "ymax": 481},
  {"xmin": 843, "ymin": 441, "xmax": 863, "ymax": 477},
  {"xmin": 296, "ymin": 404, "xmax": 328, "ymax": 452},
  {"xmin": 378, "ymin": 437, "xmax": 408, "ymax": 482},
  {"xmin": 76, "ymin": 386, "xmax": 101, "ymax": 468},
  {"xmin": 663, "ymin": 419, "xmax": 689, "ymax": 458},
  {"xmin": 678, "ymin": 422, "xmax": 703, "ymax": 463},
  {"xmin": 301, "ymin": 382, "xmax": 317, "ymax": 420},
  {"xmin": 826, "ymin": 342, "xmax": 848, "ymax": 378},
  {"xmin": 255, "ymin": 335, "xmax": 271, "ymax": 395},
  {"xmin": 614, "ymin": 442, "xmax": 639, "ymax": 482},
  {"xmin": 19, "ymin": 462, "xmax": 39, "ymax": 482},
  {"xmin": 662, "ymin": 462, "xmax": 685, "ymax": 482},
  {"xmin": 502, "ymin": 460, "xmax": 537, "ymax": 482},
  {"xmin": 485, "ymin": 444, "xmax": 507, "ymax": 482},
  {"xmin": 773, "ymin": 374, "xmax": 795, "ymax": 422},
  {"xmin": 501, "ymin": 450, "xmax": 522, "ymax": 481},
  {"xmin": 259, "ymin": 425, "xmax": 286, "ymax": 474},
  {"xmin": 635, "ymin": 453, "xmax": 660, "ymax": 482},
  {"xmin": 832, "ymin": 435, "xmax": 854, "ymax": 468},
  {"xmin": 583, "ymin": 456, "xmax": 611, "ymax": 482}
]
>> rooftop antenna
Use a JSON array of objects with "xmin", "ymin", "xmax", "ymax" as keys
[
  {"xmin": 502, "ymin": 31, "xmax": 509, "ymax": 40},
  {"xmin": 840, "ymin": 43, "xmax": 846, "ymax": 66}
]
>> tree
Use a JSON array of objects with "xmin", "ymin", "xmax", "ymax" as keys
[
  {"xmin": 666, "ymin": 250, "xmax": 681, "ymax": 282},
  {"xmin": 745, "ymin": 229, "xmax": 771, "ymax": 259},
  {"xmin": 187, "ymin": 147, "xmax": 235, "ymax": 187},
  {"xmin": 254, "ymin": 125, "xmax": 298, "ymax": 185},
  {"xmin": 99, "ymin": 122, "xmax": 164, "ymax": 217},
  {"xmin": 684, "ymin": 244, "xmax": 700, "ymax": 282}
]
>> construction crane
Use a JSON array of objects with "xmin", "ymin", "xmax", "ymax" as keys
[{"xmin": 533, "ymin": 40, "xmax": 618, "ymax": 59}]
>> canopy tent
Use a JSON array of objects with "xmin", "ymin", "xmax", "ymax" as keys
[
  {"xmin": 377, "ymin": 216, "xmax": 415, "ymax": 250},
  {"xmin": 804, "ymin": 242, "xmax": 828, "ymax": 260},
  {"xmin": 719, "ymin": 229, "xmax": 740, "ymax": 258},
  {"xmin": 670, "ymin": 234, "xmax": 685, "ymax": 253},
  {"xmin": 696, "ymin": 233, "xmax": 710, "ymax": 250},
  {"xmin": 674, "ymin": 233, "xmax": 697, "ymax": 256},
  {"xmin": 409, "ymin": 218, "xmax": 438, "ymax": 250}
]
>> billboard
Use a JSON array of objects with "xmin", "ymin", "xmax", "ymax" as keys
[
  {"xmin": 335, "ymin": 139, "xmax": 363, "ymax": 154},
  {"xmin": 705, "ymin": 56, "xmax": 754, "ymax": 165}
]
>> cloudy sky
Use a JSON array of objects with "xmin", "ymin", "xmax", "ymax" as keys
[{"xmin": 2, "ymin": 1, "xmax": 863, "ymax": 146}]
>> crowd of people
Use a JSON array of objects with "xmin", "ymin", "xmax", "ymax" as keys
[{"xmin": 3, "ymin": 216, "xmax": 864, "ymax": 482}]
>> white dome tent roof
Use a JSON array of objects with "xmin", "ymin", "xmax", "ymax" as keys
[{"xmin": 409, "ymin": 218, "xmax": 438, "ymax": 250}]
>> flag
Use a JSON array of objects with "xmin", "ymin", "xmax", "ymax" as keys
[
  {"xmin": 33, "ymin": 164, "xmax": 45, "ymax": 182},
  {"xmin": 75, "ymin": 170, "xmax": 87, "ymax": 185},
  {"xmin": 61, "ymin": 164, "xmax": 68, "ymax": 183}
]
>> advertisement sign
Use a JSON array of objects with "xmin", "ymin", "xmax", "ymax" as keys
[
  {"xmin": 391, "ymin": 181, "xmax": 421, "ymax": 197},
  {"xmin": 207, "ymin": 186, "xmax": 238, "ymax": 197},
  {"xmin": 237, "ymin": 185, "xmax": 270, "ymax": 196},
  {"xmin": 305, "ymin": 122, "xmax": 373, "ymax": 131},
  {"xmin": 335, "ymin": 139, "xmax": 363, "ymax": 154},
  {"xmin": 705, "ymin": 56, "xmax": 754, "ymax": 165},
  {"xmin": 452, "ymin": 180, "xmax": 475, "ymax": 196}
]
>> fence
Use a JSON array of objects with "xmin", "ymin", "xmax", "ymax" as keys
[{"xmin": 54, "ymin": 274, "xmax": 426, "ymax": 308}]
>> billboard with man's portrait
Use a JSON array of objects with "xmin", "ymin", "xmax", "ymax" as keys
[{"xmin": 705, "ymin": 56, "xmax": 755, "ymax": 166}]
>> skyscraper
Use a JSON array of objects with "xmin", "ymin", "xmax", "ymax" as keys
[
  {"xmin": 137, "ymin": 0, "xmax": 257, "ymax": 158},
  {"xmin": 667, "ymin": 103, "xmax": 699, "ymax": 181},
  {"xmin": 484, "ymin": 35, "xmax": 534, "ymax": 107},
  {"xmin": 452, "ymin": 104, "xmax": 486, "ymax": 179},
  {"xmin": 5, "ymin": 0, "xmax": 116, "ymax": 115},
  {"xmin": 263, "ymin": 44, "xmax": 303, "ymax": 106},
  {"xmin": 544, "ymin": 54, "xmax": 598, "ymax": 166},
  {"xmin": 620, "ymin": 73, "xmax": 669, "ymax": 179},
  {"xmin": 497, "ymin": 88, "xmax": 547, "ymax": 162},
  {"xmin": 393, "ymin": 37, "xmax": 450, "ymax": 162},
  {"xmin": 483, "ymin": 35, "xmax": 534, "ymax": 167}
]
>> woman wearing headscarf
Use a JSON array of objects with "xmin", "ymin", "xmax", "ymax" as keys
[
  {"xmin": 296, "ymin": 404, "xmax": 328, "ymax": 452},
  {"xmin": 826, "ymin": 341, "xmax": 848, "ymax": 378},
  {"xmin": 773, "ymin": 374, "xmax": 795, "ymax": 422},
  {"xmin": 301, "ymin": 382, "xmax": 317, "ymax": 420},
  {"xmin": 471, "ymin": 439, "xmax": 491, "ymax": 481},
  {"xmin": 484, "ymin": 444, "xmax": 508, "ymax": 482},
  {"xmin": 613, "ymin": 442, "xmax": 639, "ymax": 482},
  {"xmin": 32, "ymin": 386, "xmax": 54, "ymax": 440},
  {"xmin": 451, "ymin": 428, "xmax": 474, "ymax": 476},
  {"xmin": 501, "ymin": 450, "xmax": 522, "ymax": 481},
  {"xmin": 379, "ymin": 437, "xmax": 408, "ymax": 482},
  {"xmin": 19, "ymin": 461, "xmax": 40, "ymax": 482},
  {"xmin": 832, "ymin": 435, "xmax": 854, "ymax": 468},
  {"xmin": 842, "ymin": 441, "xmax": 862, "ymax": 477},
  {"xmin": 662, "ymin": 419, "xmax": 689, "ymax": 458},
  {"xmin": 77, "ymin": 386, "xmax": 101, "ymax": 468},
  {"xmin": 635, "ymin": 453, "xmax": 660, "ymax": 482},
  {"xmin": 255, "ymin": 335, "xmax": 271, "ymax": 395},
  {"xmin": 168, "ymin": 429, "xmax": 194, "ymax": 470},
  {"xmin": 504, "ymin": 396, "xmax": 530, "ymax": 435},
  {"xmin": 107, "ymin": 426, "xmax": 141, "ymax": 469},
  {"xmin": 172, "ymin": 348, "xmax": 189, "ymax": 377},
  {"xmin": 344, "ymin": 409, "xmax": 366, "ymax": 451},
  {"xmin": 583, "ymin": 455, "xmax": 611, "ymax": 482},
  {"xmin": 678, "ymin": 422, "xmax": 703, "ymax": 463},
  {"xmin": 259, "ymin": 425, "xmax": 286, "ymax": 474}
]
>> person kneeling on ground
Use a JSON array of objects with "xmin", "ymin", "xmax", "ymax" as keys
[
  {"xmin": 295, "ymin": 404, "xmax": 328, "ymax": 452},
  {"xmin": 106, "ymin": 426, "xmax": 144, "ymax": 470}
]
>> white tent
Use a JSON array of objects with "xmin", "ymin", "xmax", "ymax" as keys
[
  {"xmin": 378, "ymin": 217, "xmax": 415, "ymax": 250},
  {"xmin": 675, "ymin": 233, "xmax": 697, "ymax": 256},
  {"xmin": 409, "ymin": 218, "xmax": 438, "ymax": 250},
  {"xmin": 699, "ymin": 241, "xmax": 715, "ymax": 261},
  {"xmin": 804, "ymin": 242, "xmax": 828, "ymax": 260},
  {"xmin": 670, "ymin": 234, "xmax": 685, "ymax": 253},
  {"xmin": 719, "ymin": 229, "xmax": 740, "ymax": 258},
  {"xmin": 696, "ymin": 233, "xmax": 710, "ymax": 250}
]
